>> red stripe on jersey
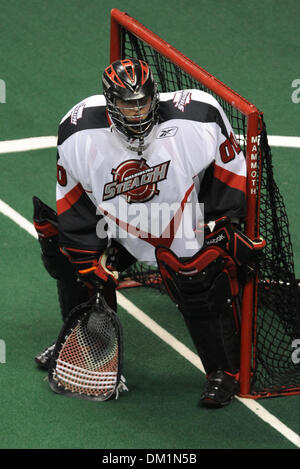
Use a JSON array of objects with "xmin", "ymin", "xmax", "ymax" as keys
[
  {"xmin": 57, "ymin": 183, "xmax": 84, "ymax": 215},
  {"xmin": 61, "ymin": 247, "xmax": 99, "ymax": 254},
  {"xmin": 214, "ymin": 164, "xmax": 246, "ymax": 194}
]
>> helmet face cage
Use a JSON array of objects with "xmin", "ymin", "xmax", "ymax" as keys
[{"xmin": 102, "ymin": 59, "xmax": 159, "ymax": 139}]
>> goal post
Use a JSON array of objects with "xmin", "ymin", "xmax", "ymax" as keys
[{"xmin": 109, "ymin": 8, "xmax": 300, "ymax": 399}]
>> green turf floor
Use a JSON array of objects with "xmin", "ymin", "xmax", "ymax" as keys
[{"xmin": 0, "ymin": 0, "xmax": 299, "ymax": 450}]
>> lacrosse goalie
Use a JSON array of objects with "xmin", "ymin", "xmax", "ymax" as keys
[{"xmin": 34, "ymin": 58, "xmax": 264, "ymax": 406}]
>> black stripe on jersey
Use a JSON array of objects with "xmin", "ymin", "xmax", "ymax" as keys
[
  {"xmin": 58, "ymin": 190, "xmax": 108, "ymax": 252},
  {"xmin": 58, "ymin": 106, "xmax": 109, "ymax": 146},
  {"xmin": 198, "ymin": 163, "xmax": 246, "ymax": 221},
  {"xmin": 158, "ymin": 100, "xmax": 229, "ymax": 139}
]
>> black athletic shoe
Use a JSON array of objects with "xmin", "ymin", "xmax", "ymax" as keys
[
  {"xmin": 35, "ymin": 342, "xmax": 56, "ymax": 369},
  {"xmin": 200, "ymin": 370, "xmax": 239, "ymax": 408}
]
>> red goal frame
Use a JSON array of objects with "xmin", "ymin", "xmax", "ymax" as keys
[{"xmin": 110, "ymin": 8, "xmax": 264, "ymax": 398}]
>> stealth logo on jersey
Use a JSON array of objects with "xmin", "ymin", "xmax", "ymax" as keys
[
  {"xmin": 103, "ymin": 158, "xmax": 170, "ymax": 203},
  {"xmin": 70, "ymin": 102, "xmax": 86, "ymax": 125},
  {"xmin": 157, "ymin": 127, "xmax": 178, "ymax": 139},
  {"xmin": 173, "ymin": 91, "xmax": 192, "ymax": 112}
]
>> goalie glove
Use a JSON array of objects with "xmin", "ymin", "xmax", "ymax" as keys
[
  {"xmin": 33, "ymin": 196, "xmax": 76, "ymax": 281},
  {"xmin": 60, "ymin": 247, "xmax": 119, "ymax": 289},
  {"xmin": 203, "ymin": 216, "xmax": 266, "ymax": 275},
  {"xmin": 33, "ymin": 196, "xmax": 58, "ymax": 256}
]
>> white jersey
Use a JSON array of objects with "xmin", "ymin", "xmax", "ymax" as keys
[{"xmin": 56, "ymin": 90, "xmax": 246, "ymax": 265}]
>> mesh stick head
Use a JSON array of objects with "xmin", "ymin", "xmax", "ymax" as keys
[{"xmin": 48, "ymin": 295, "xmax": 123, "ymax": 401}]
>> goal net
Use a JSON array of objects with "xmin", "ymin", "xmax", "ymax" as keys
[{"xmin": 110, "ymin": 9, "xmax": 300, "ymax": 398}]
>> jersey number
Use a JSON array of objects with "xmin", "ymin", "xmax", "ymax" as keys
[{"xmin": 219, "ymin": 132, "xmax": 241, "ymax": 163}]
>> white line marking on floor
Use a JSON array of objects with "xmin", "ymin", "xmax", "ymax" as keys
[
  {"xmin": 0, "ymin": 134, "xmax": 300, "ymax": 155},
  {"xmin": 0, "ymin": 199, "xmax": 38, "ymax": 239},
  {"xmin": 0, "ymin": 136, "xmax": 57, "ymax": 154}
]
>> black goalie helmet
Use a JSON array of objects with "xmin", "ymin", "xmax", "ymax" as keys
[{"xmin": 102, "ymin": 58, "xmax": 159, "ymax": 139}]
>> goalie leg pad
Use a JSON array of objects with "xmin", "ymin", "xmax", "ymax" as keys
[
  {"xmin": 156, "ymin": 245, "xmax": 241, "ymax": 375},
  {"xmin": 33, "ymin": 196, "xmax": 76, "ymax": 281},
  {"xmin": 33, "ymin": 197, "xmax": 117, "ymax": 318},
  {"xmin": 57, "ymin": 279, "xmax": 90, "ymax": 320}
]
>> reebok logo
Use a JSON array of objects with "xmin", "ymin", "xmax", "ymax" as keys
[
  {"xmin": 157, "ymin": 127, "xmax": 178, "ymax": 139},
  {"xmin": 206, "ymin": 233, "xmax": 226, "ymax": 245}
]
